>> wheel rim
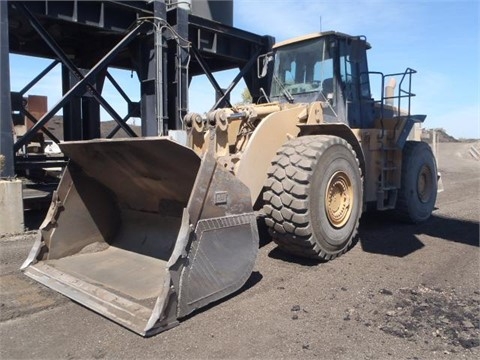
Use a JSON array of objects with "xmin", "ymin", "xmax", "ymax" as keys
[
  {"xmin": 417, "ymin": 164, "xmax": 433, "ymax": 203},
  {"xmin": 325, "ymin": 171, "xmax": 353, "ymax": 228}
]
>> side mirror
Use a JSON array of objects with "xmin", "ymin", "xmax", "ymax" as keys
[{"xmin": 257, "ymin": 52, "xmax": 273, "ymax": 79}]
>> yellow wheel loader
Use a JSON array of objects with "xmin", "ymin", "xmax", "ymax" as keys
[{"xmin": 22, "ymin": 31, "xmax": 438, "ymax": 336}]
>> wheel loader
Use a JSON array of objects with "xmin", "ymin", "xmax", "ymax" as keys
[{"xmin": 22, "ymin": 31, "xmax": 438, "ymax": 336}]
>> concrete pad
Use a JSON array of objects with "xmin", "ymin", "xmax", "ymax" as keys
[{"xmin": 0, "ymin": 179, "xmax": 24, "ymax": 235}]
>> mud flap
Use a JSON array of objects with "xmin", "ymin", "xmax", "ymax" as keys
[
  {"xmin": 21, "ymin": 137, "xmax": 258, "ymax": 336},
  {"xmin": 437, "ymin": 172, "xmax": 444, "ymax": 193}
]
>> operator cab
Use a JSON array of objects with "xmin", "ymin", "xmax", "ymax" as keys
[{"xmin": 261, "ymin": 32, "xmax": 375, "ymax": 128}]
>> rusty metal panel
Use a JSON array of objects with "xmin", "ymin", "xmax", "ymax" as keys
[{"xmin": 25, "ymin": 95, "xmax": 48, "ymax": 130}]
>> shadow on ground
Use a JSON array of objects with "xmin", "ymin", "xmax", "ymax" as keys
[
  {"xmin": 359, "ymin": 211, "xmax": 479, "ymax": 257},
  {"xmin": 180, "ymin": 271, "xmax": 263, "ymax": 322},
  {"xmin": 25, "ymin": 203, "xmax": 478, "ymax": 261},
  {"xmin": 268, "ymin": 247, "xmax": 323, "ymax": 266},
  {"xmin": 263, "ymin": 211, "xmax": 479, "ymax": 264}
]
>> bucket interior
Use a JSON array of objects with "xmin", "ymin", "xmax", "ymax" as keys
[
  {"xmin": 44, "ymin": 211, "xmax": 182, "ymax": 304},
  {"xmin": 40, "ymin": 138, "xmax": 201, "ymax": 304}
]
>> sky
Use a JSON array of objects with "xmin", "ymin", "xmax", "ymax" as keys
[{"xmin": 9, "ymin": 0, "xmax": 480, "ymax": 139}]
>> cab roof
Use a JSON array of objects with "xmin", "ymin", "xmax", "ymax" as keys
[{"xmin": 272, "ymin": 31, "xmax": 371, "ymax": 50}]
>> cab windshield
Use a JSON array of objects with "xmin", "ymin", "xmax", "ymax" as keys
[{"xmin": 270, "ymin": 37, "xmax": 333, "ymax": 102}]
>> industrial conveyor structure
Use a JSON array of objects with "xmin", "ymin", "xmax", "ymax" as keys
[{"xmin": 1, "ymin": 0, "xmax": 274, "ymax": 178}]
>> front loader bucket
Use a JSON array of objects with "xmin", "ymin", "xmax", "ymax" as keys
[{"xmin": 21, "ymin": 137, "xmax": 258, "ymax": 336}]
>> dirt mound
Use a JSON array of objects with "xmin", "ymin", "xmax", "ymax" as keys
[{"xmin": 422, "ymin": 129, "xmax": 459, "ymax": 143}]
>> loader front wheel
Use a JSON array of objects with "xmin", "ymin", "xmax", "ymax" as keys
[
  {"xmin": 263, "ymin": 135, "xmax": 363, "ymax": 260},
  {"xmin": 395, "ymin": 141, "xmax": 437, "ymax": 223}
]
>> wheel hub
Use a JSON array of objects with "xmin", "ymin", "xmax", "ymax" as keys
[
  {"xmin": 325, "ymin": 171, "xmax": 353, "ymax": 228},
  {"xmin": 417, "ymin": 164, "xmax": 433, "ymax": 203}
]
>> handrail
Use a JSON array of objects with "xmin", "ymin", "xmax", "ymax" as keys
[{"xmin": 367, "ymin": 68, "xmax": 417, "ymax": 140}]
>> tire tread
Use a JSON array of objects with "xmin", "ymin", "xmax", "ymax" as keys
[
  {"xmin": 263, "ymin": 135, "xmax": 362, "ymax": 260},
  {"xmin": 395, "ymin": 141, "xmax": 437, "ymax": 223}
]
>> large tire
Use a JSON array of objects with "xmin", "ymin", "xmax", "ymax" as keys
[
  {"xmin": 396, "ymin": 141, "xmax": 437, "ymax": 223},
  {"xmin": 263, "ymin": 135, "xmax": 363, "ymax": 260}
]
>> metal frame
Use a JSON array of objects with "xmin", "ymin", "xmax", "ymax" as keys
[
  {"xmin": 13, "ymin": 1, "xmax": 145, "ymax": 151},
  {"xmin": 2, "ymin": 0, "xmax": 274, "ymax": 176},
  {"xmin": 0, "ymin": 0, "xmax": 14, "ymax": 177},
  {"xmin": 14, "ymin": 60, "xmax": 61, "ymax": 144}
]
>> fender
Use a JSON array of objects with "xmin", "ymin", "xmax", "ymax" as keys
[
  {"xmin": 298, "ymin": 123, "xmax": 366, "ymax": 178},
  {"xmin": 235, "ymin": 105, "xmax": 306, "ymax": 205}
]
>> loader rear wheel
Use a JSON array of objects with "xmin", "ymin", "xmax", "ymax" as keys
[
  {"xmin": 396, "ymin": 141, "xmax": 437, "ymax": 223},
  {"xmin": 263, "ymin": 135, "xmax": 363, "ymax": 260}
]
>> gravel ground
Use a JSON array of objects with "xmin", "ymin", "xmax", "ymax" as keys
[{"xmin": 0, "ymin": 142, "xmax": 478, "ymax": 360}]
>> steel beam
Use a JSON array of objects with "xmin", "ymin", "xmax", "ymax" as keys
[
  {"xmin": 190, "ymin": 45, "xmax": 232, "ymax": 108},
  {"xmin": 62, "ymin": 67, "xmax": 105, "ymax": 140},
  {"xmin": 19, "ymin": 60, "xmax": 60, "ymax": 96},
  {"xmin": 8, "ymin": 0, "xmax": 275, "ymax": 147},
  {"xmin": 19, "ymin": 108, "xmax": 60, "ymax": 144},
  {"xmin": 210, "ymin": 47, "xmax": 264, "ymax": 111},
  {"xmin": 106, "ymin": 71, "xmax": 134, "ymax": 106},
  {"xmin": 15, "ymin": 1, "xmax": 142, "ymax": 137},
  {"xmin": 166, "ymin": 6, "xmax": 189, "ymax": 130},
  {"xmin": 106, "ymin": 107, "xmax": 139, "ymax": 138},
  {"xmin": 104, "ymin": 72, "xmax": 139, "ymax": 138},
  {"xmin": 135, "ymin": 0, "xmax": 167, "ymax": 136},
  {"xmin": 0, "ymin": 0, "xmax": 14, "ymax": 177},
  {"xmin": 13, "ymin": 3, "xmax": 148, "ymax": 151},
  {"xmin": 62, "ymin": 65, "xmax": 83, "ymax": 141}
]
